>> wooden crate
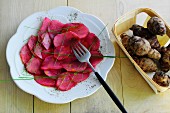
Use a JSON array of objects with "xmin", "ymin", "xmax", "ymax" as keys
[{"xmin": 112, "ymin": 8, "xmax": 170, "ymax": 93}]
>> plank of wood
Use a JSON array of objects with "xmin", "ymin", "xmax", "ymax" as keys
[
  {"xmin": 68, "ymin": 0, "xmax": 123, "ymax": 113},
  {"xmin": 30, "ymin": 1, "xmax": 71, "ymax": 113},
  {"xmin": 119, "ymin": 0, "xmax": 170, "ymax": 112},
  {"xmin": 0, "ymin": 0, "xmax": 35, "ymax": 113}
]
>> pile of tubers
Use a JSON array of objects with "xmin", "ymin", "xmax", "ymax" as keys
[{"xmin": 120, "ymin": 16, "xmax": 170, "ymax": 87}]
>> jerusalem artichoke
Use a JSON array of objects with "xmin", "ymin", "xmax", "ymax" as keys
[
  {"xmin": 147, "ymin": 17, "xmax": 166, "ymax": 36},
  {"xmin": 130, "ymin": 24, "xmax": 160, "ymax": 49},
  {"xmin": 152, "ymin": 71, "xmax": 170, "ymax": 87},
  {"xmin": 134, "ymin": 57, "xmax": 158, "ymax": 72}
]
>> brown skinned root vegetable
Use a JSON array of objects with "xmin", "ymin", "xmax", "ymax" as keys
[
  {"xmin": 159, "ymin": 46, "xmax": 170, "ymax": 72},
  {"xmin": 120, "ymin": 33, "xmax": 130, "ymax": 49},
  {"xmin": 130, "ymin": 24, "xmax": 160, "ymax": 49},
  {"xmin": 120, "ymin": 33, "xmax": 135, "ymax": 56},
  {"xmin": 130, "ymin": 24, "xmax": 154, "ymax": 39},
  {"xmin": 152, "ymin": 71, "xmax": 170, "ymax": 87},
  {"xmin": 134, "ymin": 57, "xmax": 158, "ymax": 72},
  {"xmin": 129, "ymin": 36, "xmax": 161, "ymax": 60},
  {"xmin": 147, "ymin": 17, "xmax": 166, "ymax": 36}
]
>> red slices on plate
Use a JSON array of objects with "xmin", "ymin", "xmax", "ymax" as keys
[{"xmin": 20, "ymin": 17, "xmax": 103, "ymax": 91}]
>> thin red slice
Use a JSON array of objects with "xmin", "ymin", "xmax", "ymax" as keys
[
  {"xmin": 48, "ymin": 20, "xmax": 64, "ymax": 37},
  {"xmin": 90, "ymin": 51, "xmax": 103, "ymax": 67},
  {"xmin": 54, "ymin": 46, "xmax": 72, "ymax": 60},
  {"xmin": 40, "ymin": 33, "xmax": 51, "ymax": 50},
  {"xmin": 62, "ymin": 23, "xmax": 89, "ymax": 39},
  {"xmin": 28, "ymin": 35, "xmax": 38, "ymax": 52},
  {"xmin": 82, "ymin": 67, "xmax": 93, "ymax": 73},
  {"xmin": 20, "ymin": 44, "xmax": 32, "ymax": 64},
  {"xmin": 26, "ymin": 57, "xmax": 42, "ymax": 75},
  {"xmin": 34, "ymin": 76, "xmax": 56, "ymax": 87},
  {"xmin": 81, "ymin": 33, "xmax": 100, "ymax": 51},
  {"xmin": 33, "ymin": 43, "xmax": 43, "ymax": 59},
  {"xmin": 38, "ymin": 17, "xmax": 51, "ymax": 36},
  {"xmin": 62, "ymin": 60, "xmax": 87, "ymax": 72},
  {"xmin": 53, "ymin": 31, "xmax": 79, "ymax": 47},
  {"xmin": 27, "ymin": 35, "xmax": 44, "ymax": 59},
  {"xmin": 42, "ymin": 49, "xmax": 53, "ymax": 59},
  {"xmin": 69, "ymin": 72, "xmax": 90, "ymax": 83},
  {"xmin": 41, "ymin": 55, "xmax": 62, "ymax": 70},
  {"xmin": 44, "ymin": 69, "xmax": 63, "ymax": 77},
  {"xmin": 56, "ymin": 72, "xmax": 77, "ymax": 91}
]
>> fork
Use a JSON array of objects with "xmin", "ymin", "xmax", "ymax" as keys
[{"xmin": 72, "ymin": 42, "xmax": 127, "ymax": 113}]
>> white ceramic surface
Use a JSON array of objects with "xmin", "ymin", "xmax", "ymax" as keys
[{"xmin": 6, "ymin": 6, "xmax": 115, "ymax": 104}]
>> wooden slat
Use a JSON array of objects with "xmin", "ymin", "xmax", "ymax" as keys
[
  {"xmin": 68, "ymin": 0, "xmax": 123, "ymax": 113},
  {"xmin": 0, "ymin": 0, "xmax": 35, "ymax": 113},
  {"xmin": 31, "ymin": 1, "xmax": 70, "ymax": 113}
]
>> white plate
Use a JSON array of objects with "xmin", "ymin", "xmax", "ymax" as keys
[{"xmin": 6, "ymin": 6, "xmax": 115, "ymax": 104}]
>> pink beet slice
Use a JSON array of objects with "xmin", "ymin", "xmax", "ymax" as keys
[
  {"xmin": 62, "ymin": 60, "xmax": 87, "ymax": 72},
  {"xmin": 56, "ymin": 72, "xmax": 77, "ymax": 91},
  {"xmin": 20, "ymin": 44, "xmax": 32, "ymax": 65},
  {"xmin": 40, "ymin": 33, "xmax": 51, "ymax": 50},
  {"xmin": 26, "ymin": 57, "xmax": 42, "ymax": 75},
  {"xmin": 69, "ymin": 72, "xmax": 90, "ymax": 83},
  {"xmin": 38, "ymin": 17, "xmax": 51, "ymax": 36},
  {"xmin": 44, "ymin": 69, "xmax": 63, "ymax": 77},
  {"xmin": 62, "ymin": 23, "xmax": 89, "ymax": 39},
  {"xmin": 34, "ymin": 76, "xmax": 56, "ymax": 87},
  {"xmin": 90, "ymin": 51, "xmax": 103, "ymax": 67},
  {"xmin": 41, "ymin": 55, "xmax": 62, "ymax": 70},
  {"xmin": 42, "ymin": 49, "xmax": 53, "ymax": 59},
  {"xmin": 54, "ymin": 46, "xmax": 72, "ymax": 60},
  {"xmin": 33, "ymin": 43, "xmax": 43, "ymax": 59},
  {"xmin": 82, "ymin": 67, "xmax": 93, "ymax": 73},
  {"xmin": 53, "ymin": 31, "xmax": 79, "ymax": 47},
  {"xmin": 48, "ymin": 20, "xmax": 64, "ymax": 37},
  {"xmin": 81, "ymin": 33, "xmax": 100, "ymax": 51},
  {"xmin": 28, "ymin": 35, "xmax": 38, "ymax": 52}
]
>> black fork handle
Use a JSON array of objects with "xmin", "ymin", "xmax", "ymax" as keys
[{"xmin": 94, "ymin": 72, "xmax": 128, "ymax": 113}]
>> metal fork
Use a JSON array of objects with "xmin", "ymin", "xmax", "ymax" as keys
[{"xmin": 72, "ymin": 42, "xmax": 127, "ymax": 113}]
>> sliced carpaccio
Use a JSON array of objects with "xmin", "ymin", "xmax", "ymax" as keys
[
  {"xmin": 26, "ymin": 57, "xmax": 42, "ymax": 75},
  {"xmin": 53, "ymin": 31, "xmax": 79, "ymax": 47},
  {"xmin": 54, "ymin": 46, "xmax": 72, "ymax": 60},
  {"xmin": 48, "ymin": 20, "xmax": 64, "ymax": 38},
  {"xmin": 40, "ymin": 32, "xmax": 51, "ymax": 50},
  {"xmin": 62, "ymin": 60, "xmax": 87, "ymax": 72},
  {"xmin": 41, "ymin": 55, "xmax": 63, "ymax": 70},
  {"xmin": 69, "ymin": 72, "xmax": 90, "ymax": 83},
  {"xmin": 42, "ymin": 49, "xmax": 53, "ymax": 59},
  {"xmin": 62, "ymin": 23, "xmax": 89, "ymax": 39},
  {"xmin": 90, "ymin": 51, "xmax": 103, "ymax": 67},
  {"xmin": 81, "ymin": 33, "xmax": 100, "ymax": 51},
  {"xmin": 20, "ymin": 44, "xmax": 32, "ymax": 64},
  {"xmin": 38, "ymin": 17, "xmax": 51, "ymax": 36},
  {"xmin": 44, "ymin": 69, "xmax": 63, "ymax": 77},
  {"xmin": 20, "ymin": 17, "xmax": 104, "ymax": 91},
  {"xmin": 34, "ymin": 76, "xmax": 56, "ymax": 87},
  {"xmin": 56, "ymin": 72, "xmax": 77, "ymax": 91},
  {"xmin": 28, "ymin": 35, "xmax": 38, "ymax": 52}
]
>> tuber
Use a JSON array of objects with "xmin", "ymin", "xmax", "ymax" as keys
[
  {"xmin": 130, "ymin": 24, "xmax": 160, "ymax": 49},
  {"xmin": 152, "ymin": 71, "xmax": 170, "ymax": 87},
  {"xmin": 159, "ymin": 46, "xmax": 170, "ymax": 72},
  {"xmin": 134, "ymin": 57, "xmax": 158, "ymax": 72},
  {"xmin": 147, "ymin": 17, "xmax": 166, "ymax": 36},
  {"xmin": 128, "ymin": 36, "xmax": 161, "ymax": 60}
]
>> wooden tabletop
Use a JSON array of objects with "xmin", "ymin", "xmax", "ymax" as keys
[{"xmin": 1, "ymin": 0, "xmax": 170, "ymax": 113}]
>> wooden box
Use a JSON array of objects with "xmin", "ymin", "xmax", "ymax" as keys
[{"xmin": 112, "ymin": 8, "xmax": 170, "ymax": 93}]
